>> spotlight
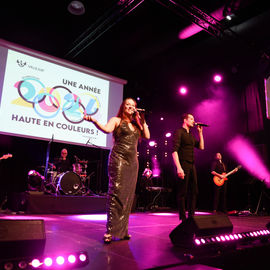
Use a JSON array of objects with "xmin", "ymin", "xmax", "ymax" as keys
[
  {"xmin": 213, "ymin": 74, "xmax": 223, "ymax": 83},
  {"xmin": 149, "ymin": 141, "xmax": 156, "ymax": 147},
  {"xmin": 179, "ymin": 86, "xmax": 188, "ymax": 95},
  {"xmin": 56, "ymin": 256, "xmax": 65, "ymax": 265},
  {"xmin": 67, "ymin": 1, "xmax": 85, "ymax": 16}
]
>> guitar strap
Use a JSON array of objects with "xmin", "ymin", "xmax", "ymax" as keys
[{"xmin": 219, "ymin": 160, "xmax": 226, "ymax": 172}]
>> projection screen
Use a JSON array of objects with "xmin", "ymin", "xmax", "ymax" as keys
[{"xmin": 0, "ymin": 39, "xmax": 126, "ymax": 149}]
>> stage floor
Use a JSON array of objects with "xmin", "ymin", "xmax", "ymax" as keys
[{"xmin": 0, "ymin": 211, "xmax": 270, "ymax": 269}]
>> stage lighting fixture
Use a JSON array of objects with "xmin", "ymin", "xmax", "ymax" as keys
[
  {"xmin": 67, "ymin": 1, "xmax": 85, "ymax": 16},
  {"xmin": 149, "ymin": 141, "xmax": 156, "ymax": 147},
  {"xmin": 0, "ymin": 251, "xmax": 89, "ymax": 269},
  {"xmin": 179, "ymin": 86, "xmax": 187, "ymax": 95},
  {"xmin": 213, "ymin": 74, "xmax": 222, "ymax": 83},
  {"xmin": 194, "ymin": 229, "xmax": 270, "ymax": 249}
]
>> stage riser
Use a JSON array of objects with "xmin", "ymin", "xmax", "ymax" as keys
[{"xmin": 25, "ymin": 193, "xmax": 107, "ymax": 214}]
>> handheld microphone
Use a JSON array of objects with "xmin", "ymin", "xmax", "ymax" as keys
[
  {"xmin": 136, "ymin": 108, "xmax": 145, "ymax": 112},
  {"xmin": 195, "ymin": 122, "xmax": 209, "ymax": 127}
]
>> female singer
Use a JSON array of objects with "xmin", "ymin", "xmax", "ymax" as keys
[{"xmin": 84, "ymin": 98, "xmax": 150, "ymax": 243}]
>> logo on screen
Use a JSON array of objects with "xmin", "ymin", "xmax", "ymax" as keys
[
  {"xmin": 13, "ymin": 77, "xmax": 100, "ymax": 124},
  {"xmin": 17, "ymin": 60, "xmax": 26, "ymax": 67}
]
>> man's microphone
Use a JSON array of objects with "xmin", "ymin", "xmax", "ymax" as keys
[{"xmin": 195, "ymin": 122, "xmax": 209, "ymax": 127}]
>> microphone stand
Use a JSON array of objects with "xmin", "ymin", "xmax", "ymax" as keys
[{"xmin": 44, "ymin": 135, "xmax": 54, "ymax": 188}]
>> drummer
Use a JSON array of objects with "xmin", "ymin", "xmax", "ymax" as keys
[{"xmin": 54, "ymin": 148, "xmax": 72, "ymax": 173}]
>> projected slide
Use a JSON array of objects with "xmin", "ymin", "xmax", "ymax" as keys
[{"xmin": 0, "ymin": 40, "xmax": 125, "ymax": 149}]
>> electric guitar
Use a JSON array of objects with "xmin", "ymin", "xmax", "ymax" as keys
[
  {"xmin": 0, "ymin": 153, "xmax": 13, "ymax": 161},
  {"xmin": 213, "ymin": 165, "xmax": 242, "ymax": 186}
]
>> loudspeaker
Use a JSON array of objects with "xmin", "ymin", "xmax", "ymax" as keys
[
  {"xmin": 169, "ymin": 214, "xmax": 233, "ymax": 248},
  {"xmin": 0, "ymin": 219, "xmax": 46, "ymax": 259}
]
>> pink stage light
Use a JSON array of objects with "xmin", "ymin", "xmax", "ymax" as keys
[
  {"xmin": 165, "ymin": 132, "xmax": 171, "ymax": 138},
  {"xmin": 179, "ymin": 86, "xmax": 187, "ymax": 95},
  {"xmin": 68, "ymin": 255, "xmax": 76, "ymax": 264},
  {"xmin": 149, "ymin": 141, "xmax": 156, "ymax": 147},
  {"xmin": 213, "ymin": 74, "xmax": 222, "ymax": 83},
  {"xmin": 56, "ymin": 256, "xmax": 65, "ymax": 265},
  {"xmin": 44, "ymin": 257, "xmax": 53, "ymax": 267},
  {"xmin": 227, "ymin": 135, "xmax": 270, "ymax": 187},
  {"xmin": 31, "ymin": 259, "xmax": 41, "ymax": 268},
  {"xmin": 79, "ymin": 254, "xmax": 87, "ymax": 262}
]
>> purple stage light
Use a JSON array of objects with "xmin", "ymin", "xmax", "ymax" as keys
[
  {"xmin": 213, "ymin": 74, "xmax": 222, "ymax": 83},
  {"xmin": 44, "ymin": 257, "xmax": 53, "ymax": 267},
  {"xmin": 179, "ymin": 86, "xmax": 187, "ymax": 95},
  {"xmin": 68, "ymin": 255, "xmax": 76, "ymax": 264},
  {"xmin": 149, "ymin": 141, "xmax": 156, "ymax": 147},
  {"xmin": 79, "ymin": 254, "xmax": 87, "ymax": 262},
  {"xmin": 195, "ymin": 239, "xmax": 201, "ymax": 245},
  {"xmin": 165, "ymin": 132, "xmax": 171, "ymax": 138},
  {"xmin": 56, "ymin": 256, "xmax": 65, "ymax": 265},
  {"xmin": 31, "ymin": 259, "xmax": 41, "ymax": 268}
]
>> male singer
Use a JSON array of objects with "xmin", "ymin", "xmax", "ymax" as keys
[{"xmin": 172, "ymin": 113, "xmax": 204, "ymax": 222}]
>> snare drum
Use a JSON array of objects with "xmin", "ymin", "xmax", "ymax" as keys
[{"xmin": 56, "ymin": 171, "xmax": 82, "ymax": 195}]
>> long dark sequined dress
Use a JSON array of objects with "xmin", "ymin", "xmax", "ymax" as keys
[{"xmin": 106, "ymin": 120, "xmax": 140, "ymax": 238}]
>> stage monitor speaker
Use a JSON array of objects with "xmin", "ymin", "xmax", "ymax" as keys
[
  {"xmin": 169, "ymin": 214, "xmax": 233, "ymax": 248},
  {"xmin": 0, "ymin": 219, "xmax": 46, "ymax": 259}
]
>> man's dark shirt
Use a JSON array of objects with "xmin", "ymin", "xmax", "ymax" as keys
[
  {"xmin": 54, "ymin": 158, "xmax": 72, "ymax": 173},
  {"xmin": 172, "ymin": 127, "xmax": 199, "ymax": 163},
  {"xmin": 211, "ymin": 160, "xmax": 226, "ymax": 174}
]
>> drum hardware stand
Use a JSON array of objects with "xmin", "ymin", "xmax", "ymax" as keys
[
  {"xmin": 80, "ymin": 171, "xmax": 95, "ymax": 196},
  {"xmin": 254, "ymin": 179, "xmax": 270, "ymax": 215}
]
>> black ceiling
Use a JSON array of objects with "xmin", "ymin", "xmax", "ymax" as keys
[{"xmin": 1, "ymin": 0, "xmax": 270, "ymax": 112}]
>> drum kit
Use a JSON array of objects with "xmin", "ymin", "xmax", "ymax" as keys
[{"xmin": 28, "ymin": 159, "xmax": 92, "ymax": 196}]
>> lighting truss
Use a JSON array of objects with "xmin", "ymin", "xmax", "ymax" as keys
[
  {"xmin": 155, "ymin": 0, "xmax": 228, "ymax": 39},
  {"xmin": 155, "ymin": 0, "xmax": 269, "ymax": 60}
]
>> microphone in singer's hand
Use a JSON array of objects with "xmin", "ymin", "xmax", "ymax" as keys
[
  {"xmin": 136, "ymin": 108, "xmax": 145, "ymax": 112},
  {"xmin": 195, "ymin": 122, "xmax": 209, "ymax": 127}
]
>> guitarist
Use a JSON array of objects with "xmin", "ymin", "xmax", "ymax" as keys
[{"xmin": 211, "ymin": 152, "xmax": 228, "ymax": 214}]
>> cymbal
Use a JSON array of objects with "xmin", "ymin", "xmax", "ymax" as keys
[{"xmin": 79, "ymin": 160, "xmax": 88, "ymax": 163}]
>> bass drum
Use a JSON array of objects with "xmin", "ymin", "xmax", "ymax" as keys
[{"xmin": 56, "ymin": 171, "xmax": 82, "ymax": 195}]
